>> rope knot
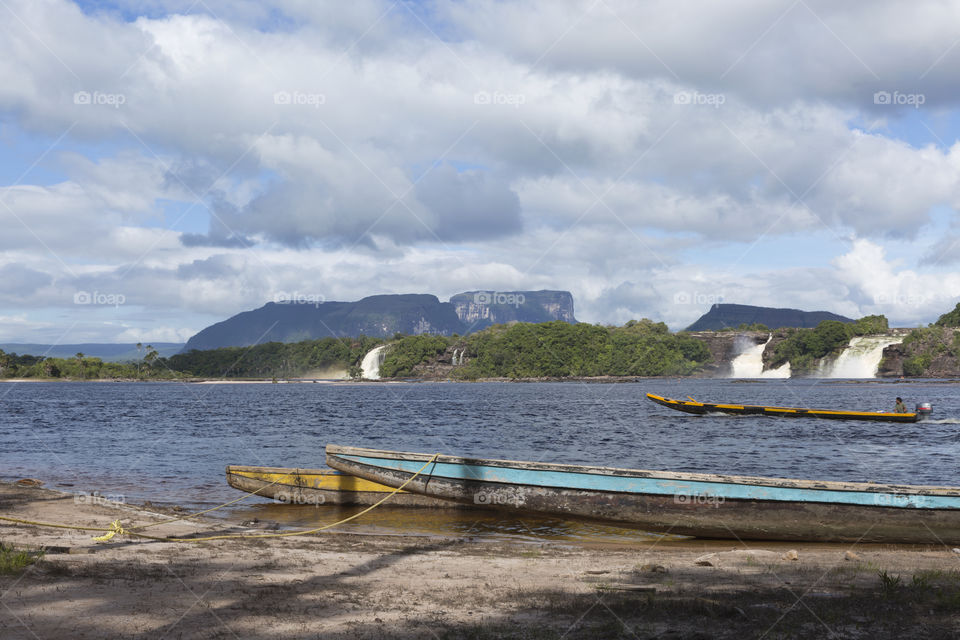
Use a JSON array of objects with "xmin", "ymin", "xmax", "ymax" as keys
[{"xmin": 92, "ymin": 519, "xmax": 126, "ymax": 542}]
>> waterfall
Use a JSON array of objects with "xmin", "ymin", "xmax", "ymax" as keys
[
  {"xmin": 730, "ymin": 336, "xmax": 767, "ymax": 377},
  {"xmin": 360, "ymin": 345, "xmax": 388, "ymax": 379},
  {"xmin": 821, "ymin": 336, "xmax": 903, "ymax": 378},
  {"xmin": 762, "ymin": 361, "xmax": 791, "ymax": 379},
  {"xmin": 729, "ymin": 335, "xmax": 791, "ymax": 378},
  {"xmin": 452, "ymin": 349, "xmax": 460, "ymax": 366}
]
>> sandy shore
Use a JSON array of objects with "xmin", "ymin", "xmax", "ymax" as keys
[{"xmin": 3, "ymin": 482, "xmax": 960, "ymax": 639}]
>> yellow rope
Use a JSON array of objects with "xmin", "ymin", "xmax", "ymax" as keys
[
  {"xmin": 92, "ymin": 520, "xmax": 126, "ymax": 542},
  {"xmin": 128, "ymin": 454, "xmax": 439, "ymax": 543},
  {"xmin": 128, "ymin": 470, "xmax": 299, "ymax": 530},
  {"xmin": 0, "ymin": 468, "xmax": 295, "ymax": 535},
  {"xmin": 0, "ymin": 454, "xmax": 440, "ymax": 544},
  {"xmin": 0, "ymin": 516, "xmax": 111, "ymax": 532}
]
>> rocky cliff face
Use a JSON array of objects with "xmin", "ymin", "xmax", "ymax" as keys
[
  {"xmin": 182, "ymin": 294, "xmax": 466, "ymax": 351},
  {"xmin": 682, "ymin": 331, "xmax": 750, "ymax": 376},
  {"xmin": 877, "ymin": 343, "xmax": 907, "ymax": 377},
  {"xmin": 182, "ymin": 290, "xmax": 578, "ymax": 351},
  {"xmin": 449, "ymin": 290, "xmax": 577, "ymax": 331},
  {"xmin": 877, "ymin": 327, "xmax": 960, "ymax": 377}
]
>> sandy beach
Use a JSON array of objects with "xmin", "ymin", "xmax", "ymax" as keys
[{"xmin": 2, "ymin": 482, "xmax": 960, "ymax": 639}]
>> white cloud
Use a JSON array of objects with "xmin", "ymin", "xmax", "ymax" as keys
[
  {"xmin": 832, "ymin": 239, "xmax": 960, "ymax": 324},
  {"xmin": 0, "ymin": 0, "xmax": 959, "ymax": 342},
  {"xmin": 115, "ymin": 326, "xmax": 195, "ymax": 343}
]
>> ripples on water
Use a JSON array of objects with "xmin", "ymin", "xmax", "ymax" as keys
[{"xmin": 2, "ymin": 379, "xmax": 958, "ymax": 541}]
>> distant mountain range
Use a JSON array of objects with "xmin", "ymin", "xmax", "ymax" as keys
[
  {"xmin": 2, "ymin": 300, "xmax": 860, "ymax": 359},
  {"xmin": 181, "ymin": 290, "xmax": 578, "ymax": 351},
  {"xmin": 686, "ymin": 304, "xmax": 854, "ymax": 331},
  {"xmin": 0, "ymin": 343, "xmax": 185, "ymax": 362}
]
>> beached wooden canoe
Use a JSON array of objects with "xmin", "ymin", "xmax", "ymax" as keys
[
  {"xmin": 226, "ymin": 465, "xmax": 475, "ymax": 508},
  {"xmin": 647, "ymin": 393, "xmax": 925, "ymax": 423},
  {"xmin": 325, "ymin": 445, "xmax": 960, "ymax": 543}
]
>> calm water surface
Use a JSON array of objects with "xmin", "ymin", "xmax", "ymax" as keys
[{"xmin": 2, "ymin": 379, "xmax": 959, "ymax": 541}]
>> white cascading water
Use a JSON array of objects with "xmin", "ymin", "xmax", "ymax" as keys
[
  {"xmin": 360, "ymin": 345, "xmax": 388, "ymax": 379},
  {"xmin": 729, "ymin": 335, "xmax": 791, "ymax": 378},
  {"xmin": 821, "ymin": 336, "xmax": 903, "ymax": 378},
  {"xmin": 763, "ymin": 361, "xmax": 791, "ymax": 378}
]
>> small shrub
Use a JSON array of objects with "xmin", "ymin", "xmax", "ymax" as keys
[{"xmin": 0, "ymin": 543, "xmax": 41, "ymax": 575}]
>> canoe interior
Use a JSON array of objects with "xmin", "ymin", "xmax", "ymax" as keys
[
  {"xmin": 225, "ymin": 465, "xmax": 473, "ymax": 508},
  {"xmin": 647, "ymin": 393, "xmax": 919, "ymax": 423}
]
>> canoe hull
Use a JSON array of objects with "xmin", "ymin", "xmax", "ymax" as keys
[
  {"xmin": 325, "ymin": 446, "xmax": 960, "ymax": 544},
  {"xmin": 647, "ymin": 393, "xmax": 919, "ymax": 423},
  {"xmin": 226, "ymin": 465, "xmax": 474, "ymax": 508}
]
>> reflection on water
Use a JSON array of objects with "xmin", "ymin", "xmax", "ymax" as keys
[{"xmin": 227, "ymin": 502, "xmax": 668, "ymax": 545}]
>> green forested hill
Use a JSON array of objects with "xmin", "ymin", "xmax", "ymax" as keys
[
  {"xmin": 378, "ymin": 319, "xmax": 712, "ymax": 379},
  {"xmin": 167, "ymin": 336, "xmax": 384, "ymax": 378}
]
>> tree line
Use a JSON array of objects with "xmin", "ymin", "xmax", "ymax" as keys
[{"xmin": 5, "ymin": 309, "xmax": 956, "ymax": 380}]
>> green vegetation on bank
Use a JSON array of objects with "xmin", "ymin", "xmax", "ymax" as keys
[
  {"xmin": 379, "ymin": 335, "xmax": 450, "ymax": 378},
  {"xmin": 0, "ymin": 347, "xmax": 182, "ymax": 380},
  {"xmin": 934, "ymin": 303, "xmax": 960, "ymax": 328},
  {"xmin": 9, "ymin": 306, "xmax": 960, "ymax": 381},
  {"xmin": 380, "ymin": 319, "xmax": 712, "ymax": 379},
  {"xmin": 2, "ymin": 321, "xmax": 715, "ymax": 380},
  {"xmin": 874, "ymin": 303, "xmax": 960, "ymax": 376},
  {"xmin": 168, "ymin": 336, "xmax": 383, "ymax": 378},
  {"xmin": 897, "ymin": 325, "xmax": 960, "ymax": 376},
  {"xmin": 719, "ymin": 323, "xmax": 770, "ymax": 332},
  {"xmin": 768, "ymin": 315, "xmax": 890, "ymax": 374},
  {"xmin": 0, "ymin": 337, "xmax": 384, "ymax": 380}
]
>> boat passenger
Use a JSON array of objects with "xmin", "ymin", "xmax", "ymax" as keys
[{"xmin": 894, "ymin": 397, "xmax": 908, "ymax": 413}]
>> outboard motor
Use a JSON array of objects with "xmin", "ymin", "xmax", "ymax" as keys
[{"xmin": 916, "ymin": 402, "xmax": 933, "ymax": 421}]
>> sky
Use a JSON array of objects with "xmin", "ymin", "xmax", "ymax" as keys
[{"xmin": 3, "ymin": 0, "xmax": 960, "ymax": 344}]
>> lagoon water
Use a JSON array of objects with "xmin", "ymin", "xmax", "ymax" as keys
[{"xmin": 3, "ymin": 379, "xmax": 960, "ymax": 541}]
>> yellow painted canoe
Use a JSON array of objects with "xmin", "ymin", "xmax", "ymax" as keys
[
  {"xmin": 647, "ymin": 393, "xmax": 923, "ymax": 423},
  {"xmin": 226, "ymin": 465, "xmax": 471, "ymax": 507}
]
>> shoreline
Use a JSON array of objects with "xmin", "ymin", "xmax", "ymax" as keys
[
  {"xmin": 3, "ymin": 480, "xmax": 960, "ymax": 638},
  {"xmin": 3, "ymin": 375, "xmax": 960, "ymax": 384}
]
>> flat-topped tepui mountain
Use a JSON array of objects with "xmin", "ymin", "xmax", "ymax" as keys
[
  {"xmin": 450, "ymin": 290, "xmax": 576, "ymax": 331},
  {"xmin": 685, "ymin": 303, "xmax": 854, "ymax": 331},
  {"xmin": 181, "ymin": 290, "xmax": 577, "ymax": 351}
]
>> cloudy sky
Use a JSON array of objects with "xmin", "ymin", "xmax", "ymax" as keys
[{"xmin": 2, "ymin": 0, "xmax": 960, "ymax": 344}]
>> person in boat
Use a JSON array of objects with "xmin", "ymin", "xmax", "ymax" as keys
[{"xmin": 894, "ymin": 397, "xmax": 908, "ymax": 413}]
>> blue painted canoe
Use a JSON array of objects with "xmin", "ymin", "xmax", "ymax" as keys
[{"xmin": 326, "ymin": 445, "xmax": 960, "ymax": 543}]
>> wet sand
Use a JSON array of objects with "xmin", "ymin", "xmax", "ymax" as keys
[{"xmin": 3, "ymin": 481, "xmax": 960, "ymax": 639}]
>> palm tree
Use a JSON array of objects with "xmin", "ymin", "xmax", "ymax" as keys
[{"xmin": 144, "ymin": 345, "xmax": 159, "ymax": 369}]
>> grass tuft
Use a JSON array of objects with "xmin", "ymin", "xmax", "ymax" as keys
[{"xmin": 0, "ymin": 543, "xmax": 42, "ymax": 575}]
